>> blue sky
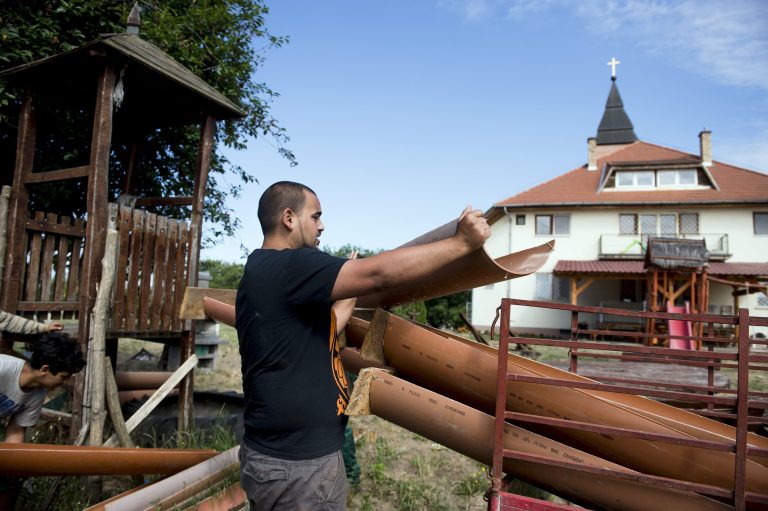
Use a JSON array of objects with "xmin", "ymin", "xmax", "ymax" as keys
[{"xmin": 201, "ymin": 0, "xmax": 768, "ymax": 262}]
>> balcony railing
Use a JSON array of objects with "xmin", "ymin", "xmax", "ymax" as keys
[{"xmin": 599, "ymin": 233, "xmax": 729, "ymax": 260}]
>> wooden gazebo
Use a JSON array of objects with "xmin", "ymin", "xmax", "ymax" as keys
[{"xmin": 0, "ymin": 8, "xmax": 243, "ymax": 433}]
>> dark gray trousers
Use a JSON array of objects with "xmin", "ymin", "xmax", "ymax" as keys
[{"xmin": 239, "ymin": 441, "xmax": 347, "ymax": 510}]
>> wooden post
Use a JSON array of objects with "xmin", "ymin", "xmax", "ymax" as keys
[
  {"xmin": 0, "ymin": 185, "xmax": 10, "ymax": 299},
  {"xmin": 103, "ymin": 357, "xmax": 133, "ymax": 449},
  {"xmin": 1, "ymin": 94, "xmax": 36, "ymax": 353},
  {"xmin": 177, "ymin": 115, "xmax": 216, "ymax": 433},
  {"xmin": 86, "ymin": 226, "xmax": 117, "ymax": 501},
  {"xmin": 73, "ymin": 64, "xmax": 117, "ymax": 438},
  {"xmin": 103, "ymin": 354, "xmax": 144, "ymax": 486},
  {"xmin": 88, "ymin": 227, "xmax": 118, "ymax": 447}
]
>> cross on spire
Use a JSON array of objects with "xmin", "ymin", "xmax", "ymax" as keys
[{"xmin": 607, "ymin": 57, "xmax": 620, "ymax": 80}]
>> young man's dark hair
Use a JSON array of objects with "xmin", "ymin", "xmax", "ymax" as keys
[
  {"xmin": 29, "ymin": 331, "xmax": 85, "ymax": 376},
  {"xmin": 257, "ymin": 181, "xmax": 317, "ymax": 235}
]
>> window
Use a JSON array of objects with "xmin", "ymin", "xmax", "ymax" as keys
[
  {"xmin": 640, "ymin": 214, "xmax": 657, "ymax": 234},
  {"xmin": 535, "ymin": 273, "xmax": 569, "ymax": 302},
  {"xmin": 615, "ymin": 171, "xmax": 654, "ymax": 188},
  {"xmin": 618, "ymin": 213, "xmax": 699, "ymax": 236},
  {"xmin": 659, "ymin": 214, "xmax": 676, "ymax": 236},
  {"xmin": 758, "ymin": 293, "xmax": 768, "ymax": 308},
  {"xmin": 619, "ymin": 214, "xmax": 637, "ymax": 234},
  {"xmin": 515, "ymin": 214, "xmax": 526, "ymax": 225},
  {"xmin": 535, "ymin": 214, "xmax": 570, "ymax": 235},
  {"xmin": 609, "ymin": 168, "xmax": 704, "ymax": 190},
  {"xmin": 679, "ymin": 213, "xmax": 699, "ymax": 234},
  {"xmin": 755, "ymin": 213, "xmax": 768, "ymax": 235},
  {"xmin": 658, "ymin": 169, "xmax": 698, "ymax": 186}
]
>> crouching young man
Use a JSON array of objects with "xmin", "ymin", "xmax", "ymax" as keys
[{"xmin": 0, "ymin": 331, "xmax": 86, "ymax": 507}]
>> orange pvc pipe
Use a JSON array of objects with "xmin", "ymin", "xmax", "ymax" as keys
[
  {"xmin": 203, "ymin": 296, "xmax": 236, "ymax": 326},
  {"xmin": 369, "ymin": 312, "xmax": 768, "ymax": 494},
  {"xmin": 340, "ymin": 347, "xmax": 391, "ymax": 375},
  {"xmin": 115, "ymin": 371, "xmax": 173, "ymax": 390},
  {"xmin": 88, "ymin": 446, "xmax": 239, "ymax": 511},
  {"xmin": 361, "ymin": 369, "xmax": 732, "ymax": 511},
  {"xmin": 117, "ymin": 388, "xmax": 179, "ymax": 404},
  {"xmin": 199, "ymin": 220, "xmax": 553, "ymax": 318},
  {"xmin": 0, "ymin": 443, "xmax": 216, "ymax": 476},
  {"xmin": 357, "ymin": 219, "xmax": 553, "ymax": 308}
]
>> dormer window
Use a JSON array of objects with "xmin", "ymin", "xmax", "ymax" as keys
[
  {"xmin": 657, "ymin": 169, "xmax": 697, "ymax": 186},
  {"xmin": 600, "ymin": 161, "xmax": 715, "ymax": 192},
  {"xmin": 616, "ymin": 171, "xmax": 654, "ymax": 188}
]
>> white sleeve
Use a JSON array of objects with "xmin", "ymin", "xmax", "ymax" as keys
[{"xmin": 11, "ymin": 389, "xmax": 45, "ymax": 428}]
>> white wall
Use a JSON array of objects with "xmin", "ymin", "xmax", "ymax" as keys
[{"xmin": 472, "ymin": 204, "xmax": 768, "ymax": 332}]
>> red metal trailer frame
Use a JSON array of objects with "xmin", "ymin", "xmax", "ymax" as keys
[{"xmin": 488, "ymin": 298, "xmax": 768, "ymax": 511}]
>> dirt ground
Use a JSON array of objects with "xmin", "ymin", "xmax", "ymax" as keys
[{"xmin": 116, "ymin": 325, "xmax": 493, "ymax": 511}]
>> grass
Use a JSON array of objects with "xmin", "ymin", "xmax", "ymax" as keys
[{"xmin": 346, "ymin": 416, "xmax": 494, "ymax": 511}]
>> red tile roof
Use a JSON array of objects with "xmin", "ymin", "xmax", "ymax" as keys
[
  {"xmin": 493, "ymin": 141, "xmax": 768, "ymax": 210},
  {"xmin": 554, "ymin": 260, "xmax": 768, "ymax": 277}
]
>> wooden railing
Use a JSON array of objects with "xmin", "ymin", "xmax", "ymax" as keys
[
  {"xmin": 16, "ymin": 211, "xmax": 86, "ymax": 319},
  {"xmin": 109, "ymin": 203, "xmax": 192, "ymax": 335},
  {"xmin": 14, "ymin": 203, "xmax": 192, "ymax": 336}
]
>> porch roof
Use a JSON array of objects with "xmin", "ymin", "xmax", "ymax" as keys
[{"xmin": 554, "ymin": 260, "xmax": 768, "ymax": 278}]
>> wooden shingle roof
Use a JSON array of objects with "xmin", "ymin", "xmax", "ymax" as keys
[{"xmin": 0, "ymin": 33, "xmax": 244, "ymax": 125}]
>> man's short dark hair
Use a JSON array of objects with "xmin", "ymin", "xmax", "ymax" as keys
[
  {"xmin": 29, "ymin": 331, "xmax": 85, "ymax": 375},
  {"xmin": 258, "ymin": 181, "xmax": 317, "ymax": 235}
]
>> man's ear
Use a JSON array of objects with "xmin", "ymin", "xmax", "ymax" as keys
[
  {"xmin": 38, "ymin": 365, "xmax": 51, "ymax": 376},
  {"xmin": 281, "ymin": 208, "xmax": 296, "ymax": 231}
]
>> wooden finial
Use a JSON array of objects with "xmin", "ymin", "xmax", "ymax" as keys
[{"xmin": 127, "ymin": 2, "xmax": 141, "ymax": 35}]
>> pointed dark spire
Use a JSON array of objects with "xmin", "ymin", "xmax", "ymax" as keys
[
  {"xmin": 127, "ymin": 2, "xmax": 141, "ymax": 35},
  {"xmin": 596, "ymin": 78, "xmax": 638, "ymax": 145}
]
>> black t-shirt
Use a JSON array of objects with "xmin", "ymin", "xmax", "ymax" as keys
[{"xmin": 236, "ymin": 247, "xmax": 349, "ymax": 459}]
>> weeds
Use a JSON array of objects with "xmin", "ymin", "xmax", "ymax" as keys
[
  {"xmin": 454, "ymin": 464, "xmax": 489, "ymax": 497},
  {"xmin": 395, "ymin": 479, "xmax": 448, "ymax": 511}
]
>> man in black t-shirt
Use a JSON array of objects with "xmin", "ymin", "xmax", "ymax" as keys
[{"xmin": 237, "ymin": 181, "xmax": 489, "ymax": 510}]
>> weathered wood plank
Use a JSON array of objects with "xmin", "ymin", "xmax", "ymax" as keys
[
  {"xmin": 53, "ymin": 216, "xmax": 72, "ymax": 301},
  {"xmin": 124, "ymin": 208, "xmax": 144, "ymax": 331},
  {"xmin": 66, "ymin": 219, "xmax": 85, "ymax": 302},
  {"xmin": 172, "ymin": 222, "xmax": 189, "ymax": 331},
  {"xmin": 22, "ymin": 165, "xmax": 90, "ymax": 184},
  {"xmin": 111, "ymin": 205, "xmax": 132, "ymax": 330},
  {"xmin": 25, "ymin": 218, "xmax": 87, "ymax": 237},
  {"xmin": 17, "ymin": 301, "xmax": 80, "ymax": 312},
  {"xmin": 138, "ymin": 213, "xmax": 157, "ymax": 331},
  {"xmin": 161, "ymin": 221, "xmax": 179, "ymax": 331},
  {"xmin": 134, "ymin": 196, "xmax": 193, "ymax": 207},
  {"xmin": 150, "ymin": 215, "xmax": 169, "ymax": 331},
  {"xmin": 24, "ymin": 211, "xmax": 46, "ymax": 301},
  {"xmin": 38, "ymin": 213, "xmax": 58, "ymax": 301},
  {"xmin": 1, "ymin": 95, "xmax": 35, "ymax": 320}
]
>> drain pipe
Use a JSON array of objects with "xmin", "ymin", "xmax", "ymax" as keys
[
  {"xmin": 87, "ymin": 446, "xmax": 240, "ymax": 511},
  {"xmin": 0, "ymin": 443, "xmax": 216, "ymax": 476},
  {"xmin": 504, "ymin": 206, "xmax": 513, "ymax": 331}
]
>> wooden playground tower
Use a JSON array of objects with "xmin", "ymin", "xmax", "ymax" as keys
[
  {"xmin": 644, "ymin": 237, "xmax": 710, "ymax": 341},
  {"xmin": 0, "ymin": 7, "xmax": 243, "ymax": 434}
]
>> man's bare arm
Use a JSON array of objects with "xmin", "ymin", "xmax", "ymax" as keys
[
  {"xmin": 3, "ymin": 421, "xmax": 25, "ymax": 443},
  {"xmin": 331, "ymin": 207, "xmax": 490, "ymax": 301}
]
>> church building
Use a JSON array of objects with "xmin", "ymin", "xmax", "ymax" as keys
[{"xmin": 471, "ymin": 62, "xmax": 768, "ymax": 336}]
